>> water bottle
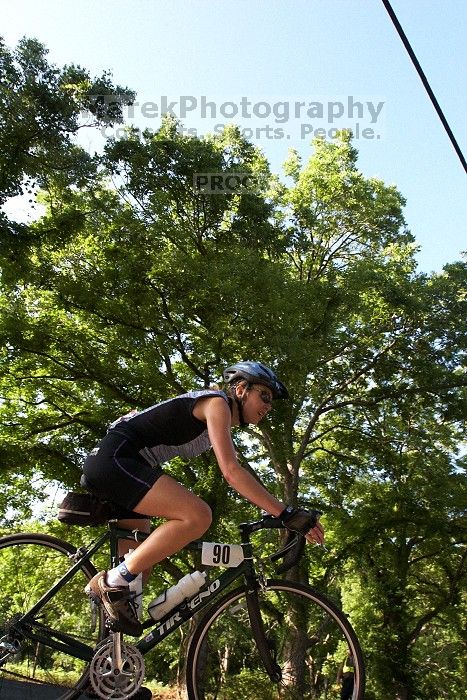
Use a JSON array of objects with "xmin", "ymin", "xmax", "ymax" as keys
[
  {"xmin": 148, "ymin": 571, "xmax": 206, "ymax": 621},
  {"xmin": 125, "ymin": 550, "xmax": 143, "ymax": 620}
]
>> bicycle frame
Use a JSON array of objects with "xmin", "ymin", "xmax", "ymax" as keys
[
  {"xmin": 12, "ymin": 517, "xmax": 282, "ymax": 668},
  {"xmin": 2, "ymin": 516, "xmax": 366, "ymax": 699},
  {"xmin": 136, "ymin": 518, "xmax": 284, "ymax": 681}
]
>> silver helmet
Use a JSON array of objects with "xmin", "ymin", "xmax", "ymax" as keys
[{"xmin": 223, "ymin": 361, "xmax": 289, "ymax": 399}]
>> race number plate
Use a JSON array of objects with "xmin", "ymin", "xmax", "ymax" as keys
[{"xmin": 201, "ymin": 542, "xmax": 245, "ymax": 568}]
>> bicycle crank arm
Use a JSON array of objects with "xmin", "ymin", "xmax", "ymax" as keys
[{"xmin": 89, "ymin": 635, "xmax": 145, "ymax": 698}]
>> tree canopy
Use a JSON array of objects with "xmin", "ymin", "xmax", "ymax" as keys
[{"xmin": 0, "ymin": 38, "xmax": 466, "ymax": 699}]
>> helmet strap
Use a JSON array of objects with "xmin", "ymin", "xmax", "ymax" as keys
[
  {"xmin": 236, "ymin": 396, "xmax": 248, "ymax": 427},
  {"xmin": 230, "ymin": 382, "xmax": 250, "ymax": 427}
]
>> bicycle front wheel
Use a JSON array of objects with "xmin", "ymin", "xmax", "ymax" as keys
[
  {"xmin": 186, "ymin": 578, "xmax": 365, "ymax": 700},
  {"xmin": 0, "ymin": 532, "xmax": 106, "ymax": 700}
]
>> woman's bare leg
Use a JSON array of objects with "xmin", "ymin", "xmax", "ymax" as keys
[{"xmin": 122, "ymin": 475, "xmax": 212, "ymax": 575}]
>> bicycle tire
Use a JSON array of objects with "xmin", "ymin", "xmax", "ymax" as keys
[
  {"xmin": 186, "ymin": 578, "xmax": 365, "ymax": 700},
  {"xmin": 0, "ymin": 532, "xmax": 106, "ymax": 700}
]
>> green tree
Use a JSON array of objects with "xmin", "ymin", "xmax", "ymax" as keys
[
  {"xmin": 1, "ymin": 45, "xmax": 465, "ymax": 694},
  {"xmin": 0, "ymin": 35, "xmax": 134, "ymax": 520},
  {"xmin": 269, "ymin": 140, "xmax": 467, "ymax": 698},
  {"xmin": 0, "ymin": 35, "xmax": 134, "ymax": 241}
]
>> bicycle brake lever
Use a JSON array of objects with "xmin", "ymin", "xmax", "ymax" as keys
[{"xmin": 270, "ymin": 532, "xmax": 306, "ymax": 574}]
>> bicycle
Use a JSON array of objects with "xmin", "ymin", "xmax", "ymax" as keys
[{"xmin": 0, "ymin": 514, "xmax": 365, "ymax": 699}]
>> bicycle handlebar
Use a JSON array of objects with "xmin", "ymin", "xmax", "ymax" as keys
[
  {"xmin": 270, "ymin": 532, "xmax": 306, "ymax": 573},
  {"xmin": 187, "ymin": 513, "xmax": 319, "ymax": 574}
]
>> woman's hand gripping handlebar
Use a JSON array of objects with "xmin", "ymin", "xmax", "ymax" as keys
[
  {"xmin": 272, "ymin": 506, "xmax": 323, "ymax": 574},
  {"xmin": 279, "ymin": 505, "xmax": 324, "ymax": 545},
  {"xmin": 244, "ymin": 508, "xmax": 324, "ymax": 575}
]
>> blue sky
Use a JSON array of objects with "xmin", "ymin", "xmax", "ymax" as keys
[{"xmin": 2, "ymin": 0, "xmax": 466, "ymax": 273}]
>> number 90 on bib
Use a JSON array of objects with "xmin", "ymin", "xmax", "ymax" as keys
[{"xmin": 201, "ymin": 542, "xmax": 245, "ymax": 568}]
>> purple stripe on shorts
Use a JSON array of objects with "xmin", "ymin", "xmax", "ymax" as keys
[{"xmin": 113, "ymin": 440, "xmax": 153, "ymax": 488}]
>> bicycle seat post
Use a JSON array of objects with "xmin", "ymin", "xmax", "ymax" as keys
[{"xmin": 107, "ymin": 520, "xmax": 121, "ymax": 569}]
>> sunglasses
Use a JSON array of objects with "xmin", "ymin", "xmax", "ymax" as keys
[{"xmin": 250, "ymin": 387, "xmax": 273, "ymax": 405}]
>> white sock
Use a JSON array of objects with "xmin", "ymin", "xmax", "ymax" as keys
[{"xmin": 106, "ymin": 566, "xmax": 131, "ymax": 588}]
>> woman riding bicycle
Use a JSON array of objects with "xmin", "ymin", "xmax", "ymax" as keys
[{"xmin": 83, "ymin": 361, "xmax": 324, "ymax": 639}]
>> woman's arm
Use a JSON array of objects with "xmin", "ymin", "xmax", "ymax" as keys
[
  {"xmin": 196, "ymin": 396, "xmax": 324, "ymax": 544},
  {"xmin": 198, "ymin": 397, "xmax": 285, "ymax": 516}
]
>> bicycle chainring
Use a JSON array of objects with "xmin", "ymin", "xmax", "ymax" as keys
[{"xmin": 89, "ymin": 636, "xmax": 145, "ymax": 699}]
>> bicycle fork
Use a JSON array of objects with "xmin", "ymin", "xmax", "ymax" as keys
[
  {"xmin": 239, "ymin": 523, "xmax": 282, "ymax": 684},
  {"xmin": 245, "ymin": 587, "xmax": 282, "ymax": 683}
]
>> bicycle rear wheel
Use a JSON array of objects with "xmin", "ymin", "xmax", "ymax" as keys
[
  {"xmin": 186, "ymin": 579, "xmax": 365, "ymax": 700},
  {"xmin": 0, "ymin": 532, "xmax": 106, "ymax": 700}
]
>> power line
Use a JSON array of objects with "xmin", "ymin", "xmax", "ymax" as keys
[{"xmin": 381, "ymin": 0, "xmax": 467, "ymax": 175}]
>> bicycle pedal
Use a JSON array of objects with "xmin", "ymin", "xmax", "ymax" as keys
[{"xmin": 105, "ymin": 617, "xmax": 125, "ymax": 633}]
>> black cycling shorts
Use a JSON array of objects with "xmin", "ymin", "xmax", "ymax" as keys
[{"xmin": 83, "ymin": 432, "xmax": 164, "ymax": 512}]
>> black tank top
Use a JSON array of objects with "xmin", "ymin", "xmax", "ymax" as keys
[{"xmin": 107, "ymin": 389, "xmax": 229, "ymax": 466}]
